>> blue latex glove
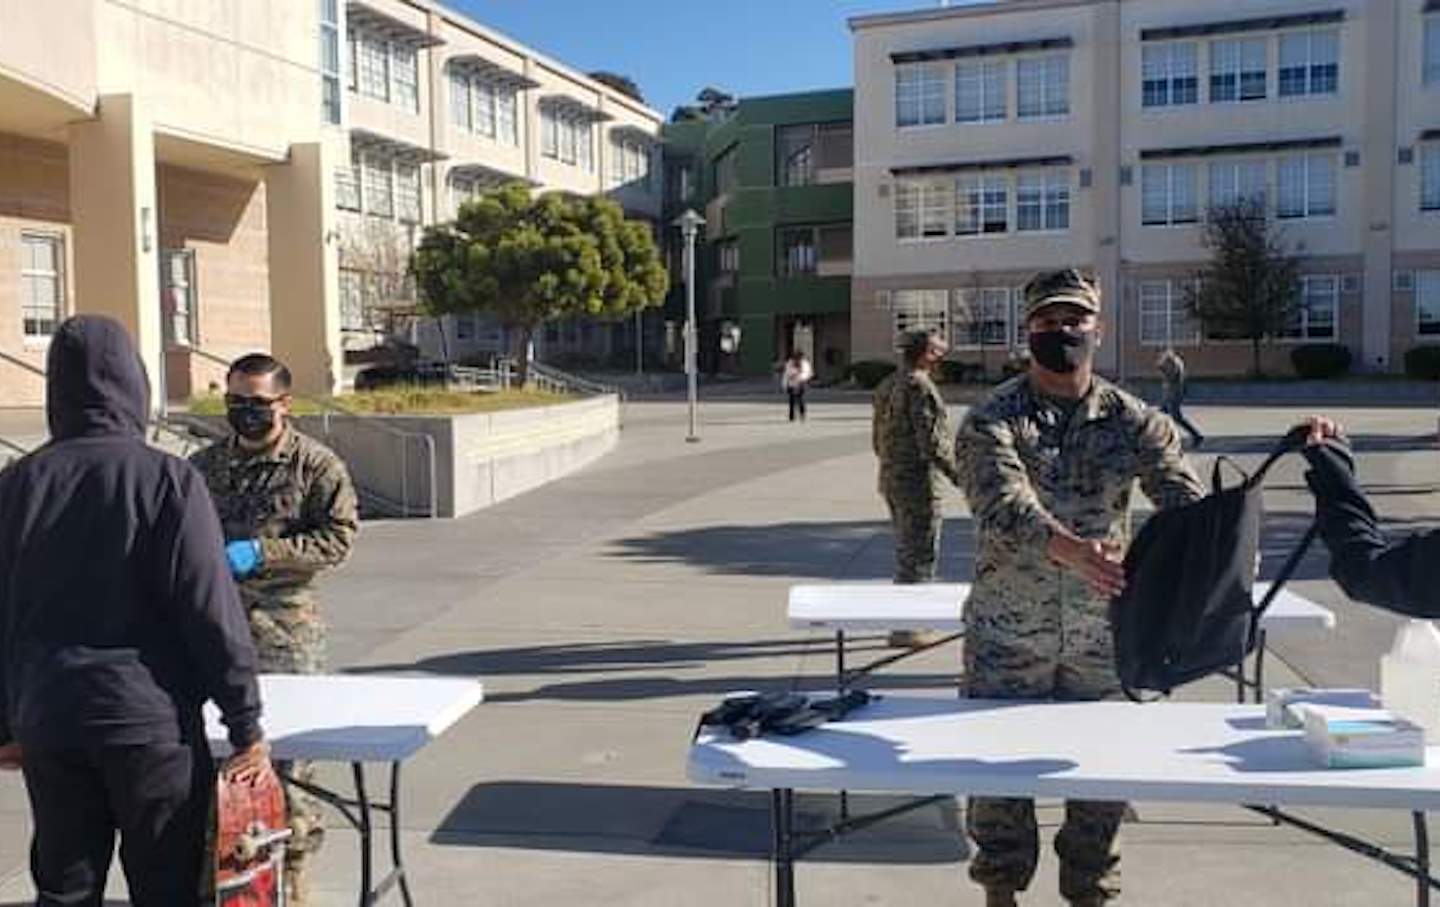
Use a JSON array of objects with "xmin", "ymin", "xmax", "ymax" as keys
[{"xmin": 225, "ymin": 539, "xmax": 263, "ymax": 580}]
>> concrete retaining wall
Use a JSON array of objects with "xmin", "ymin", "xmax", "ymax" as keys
[{"xmin": 291, "ymin": 394, "xmax": 619, "ymax": 518}]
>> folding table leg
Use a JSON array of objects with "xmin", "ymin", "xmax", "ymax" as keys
[
  {"xmin": 1253, "ymin": 629, "xmax": 1268, "ymax": 705},
  {"xmin": 836, "ymin": 631, "xmax": 849, "ymax": 822},
  {"xmin": 353, "ymin": 763, "xmax": 374, "ymax": 907},
  {"xmin": 390, "ymin": 761, "xmax": 415, "ymax": 907},
  {"xmin": 1415, "ymin": 811, "xmax": 1431, "ymax": 907},
  {"xmin": 773, "ymin": 788, "xmax": 797, "ymax": 907}
]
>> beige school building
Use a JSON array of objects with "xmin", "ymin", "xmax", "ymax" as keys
[
  {"xmin": 0, "ymin": 0, "xmax": 663, "ymax": 408},
  {"xmin": 849, "ymin": 0, "xmax": 1440, "ymax": 378}
]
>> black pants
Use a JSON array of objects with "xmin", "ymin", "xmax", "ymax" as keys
[
  {"xmin": 788, "ymin": 389, "xmax": 807, "ymax": 421},
  {"xmin": 22, "ymin": 723, "xmax": 213, "ymax": 907}
]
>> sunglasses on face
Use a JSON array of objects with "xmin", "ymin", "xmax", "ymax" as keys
[{"xmin": 224, "ymin": 394, "xmax": 286, "ymax": 408}]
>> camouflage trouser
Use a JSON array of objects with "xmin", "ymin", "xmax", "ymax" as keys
[
  {"xmin": 883, "ymin": 487, "xmax": 942, "ymax": 583},
  {"xmin": 962, "ymin": 591, "xmax": 1124, "ymax": 902},
  {"xmin": 249, "ymin": 600, "xmax": 328, "ymax": 904}
]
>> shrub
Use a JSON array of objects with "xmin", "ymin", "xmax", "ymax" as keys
[
  {"xmin": 1405, "ymin": 345, "xmax": 1440, "ymax": 380},
  {"xmin": 846, "ymin": 359, "xmax": 897, "ymax": 389},
  {"xmin": 936, "ymin": 360, "xmax": 982, "ymax": 384},
  {"xmin": 1290, "ymin": 344, "xmax": 1353, "ymax": 380}
]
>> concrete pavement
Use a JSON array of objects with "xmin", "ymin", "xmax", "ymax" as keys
[{"xmin": 0, "ymin": 397, "xmax": 1437, "ymax": 905}]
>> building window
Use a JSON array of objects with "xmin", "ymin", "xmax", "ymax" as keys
[
  {"xmin": 449, "ymin": 70, "xmax": 471, "ymax": 130},
  {"xmin": 953, "ymin": 287, "xmax": 1014, "ymax": 348},
  {"xmin": 1280, "ymin": 275, "xmax": 1339, "ymax": 340},
  {"xmin": 541, "ymin": 108, "xmax": 593, "ymax": 168},
  {"xmin": 1210, "ymin": 37, "xmax": 1267, "ymax": 103},
  {"xmin": 395, "ymin": 163, "xmax": 421, "ymax": 223},
  {"xmin": 610, "ymin": 135, "xmax": 653, "ymax": 189},
  {"xmin": 1276, "ymin": 153, "xmax": 1336, "ymax": 219},
  {"xmin": 1422, "ymin": 146, "xmax": 1440, "ymax": 212},
  {"xmin": 777, "ymin": 124, "xmax": 816, "ymax": 186},
  {"xmin": 358, "ymin": 33, "xmax": 389, "ymax": 101},
  {"xmin": 956, "ymin": 59, "xmax": 1007, "ymax": 123},
  {"xmin": 1141, "ymin": 163, "xmax": 1199, "ymax": 226},
  {"xmin": 339, "ymin": 268, "xmax": 364, "ymax": 331},
  {"xmin": 319, "ymin": 0, "xmax": 341, "ymax": 124},
  {"xmin": 1427, "ymin": 16, "xmax": 1440, "ymax": 85},
  {"xmin": 1139, "ymin": 280, "xmax": 1201, "ymax": 346},
  {"xmin": 1279, "ymin": 30, "xmax": 1339, "ymax": 97},
  {"xmin": 955, "ymin": 173, "xmax": 1009, "ymax": 236},
  {"xmin": 161, "ymin": 249, "xmax": 197, "ymax": 347},
  {"xmin": 779, "ymin": 228, "xmax": 817, "ymax": 277},
  {"xmin": 363, "ymin": 152, "xmax": 393, "ymax": 218},
  {"xmin": 20, "ymin": 233, "xmax": 64, "ymax": 341},
  {"xmin": 474, "ymin": 80, "xmax": 497, "ymax": 138},
  {"xmin": 1142, "ymin": 41, "xmax": 1199, "ymax": 108},
  {"xmin": 391, "ymin": 46, "xmax": 418, "ymax": 112},
  {"xmin": 1208, "ymin": 159, "xmax": 1268, "ymax": 212},
  {"xmin": 718, "ymin": 240, "xmax": 740, "ymax": 273},
  {"xmin": 714, "ymin": 148, "xmax": 738, "ymax": 196},
  {"xmin": 896, "ymin": 63, "xmax": 946, "ymax": 127},
  {"xmin": 1017, "ymin": 54, "xmax": 1069, "ymax": 118},
  {"xmin": 891, "ymin": 289, "xmax": 949, "ymax": 346},
  {"xmin": 449, "ymin": 176, "xmax": 478, "ymax": 214},
  {"xmin": 895, "ymin": 179, "xmax": 951, "ymax": 241},
  {"xmin": 1418, "ymin": 271, "xmax": 1440, "ymax": 335},
  {"xmin": 496, "ymin": 86, "xmax": 518, "ymax": 145},
  {"xmin": 336, "ymin": 154, "xmax": 362, "ymax": 211},
  {"xmin": 1017, "ymin": 169, "xmax": 1069, "ymax": 232}
]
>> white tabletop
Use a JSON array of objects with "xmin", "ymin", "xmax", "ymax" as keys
[
  {"xmin": 205, "ymin": 674, "xmax": 483, "ymax": 763},
  {"xmin": 688, "ymin": 695, "xmax": 1440, "ymax": 811},
  {"xmin": 787, "ymin": 581, "xmax": 1334, "ymax": 634}
]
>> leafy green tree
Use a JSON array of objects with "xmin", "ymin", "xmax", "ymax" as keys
[
  {"xmin": 411, "ymin": 183, "xmax": 668, "ymax": 384},
  {"xmin": 1183, "ymin": 197, "xmax": 1302, "ymax": 377},
  {"xmin": 588, "ymin": 71, "xmax": 644, "ymax": 103}
]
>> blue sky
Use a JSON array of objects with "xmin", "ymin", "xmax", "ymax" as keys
[{"xmin": 446, "ymin": 0, "xmax": 957, "ymax": 116}]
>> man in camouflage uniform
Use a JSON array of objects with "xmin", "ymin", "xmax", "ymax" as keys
[
  {"xmin": 955, "ymin": 270, "xmax": 1204, "ymax": 907},
  {"xmin": 873, "ymin": 330, "xmax": 961, "ymax": 646},
  {"xmin": 191, "ymin": 353, "xmax": 358, "ymax": 907}
]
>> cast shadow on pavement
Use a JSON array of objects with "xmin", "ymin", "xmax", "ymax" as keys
[
  {"xmin": 1199, "ymin": 433, "xmax": 1437, "ymax": 456},
  {"xmin": 605, "ymin": 518, "xmax": 976, "ymax": 581},
  {"xmin": 430, "ymin": 780, "xmax": 969, "ymax": 864}
]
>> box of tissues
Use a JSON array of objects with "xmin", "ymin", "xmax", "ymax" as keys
[
  {"xmin": 1300, "ymin": 705, "xmax": 1425, "ymax": 769},
  {"xmin": 1265, "ymin": 688, "xmax": 1380, "ymax": 730}
]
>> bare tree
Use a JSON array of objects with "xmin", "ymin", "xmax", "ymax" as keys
[
  {"xmin": 338, "ymin": 219, "xmax": 430, "ymax": 356},
  {"xmin": 1183, "ymin": 198, "xmax": 1302, "ymax": 378}
]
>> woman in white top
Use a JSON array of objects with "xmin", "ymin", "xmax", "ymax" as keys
[{"xmin": 782, "ymin": 351, "xmax": 813, "ymax": 422}]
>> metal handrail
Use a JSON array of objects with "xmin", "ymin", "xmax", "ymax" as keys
[
  {"xmin": 179, "ymin": 345, "xmax": 439, "ymax": 518},
  {"xmin": 0, "ymin": 349, "xmax": 46, "ymax": 378}
]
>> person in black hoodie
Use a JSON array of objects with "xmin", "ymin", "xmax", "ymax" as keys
[
  {"xmin": 1298, "ymin": 415, "xmax": 1439, "ymax": 616},
  {"xmin": 0, "ymin": 315, "xmax": 269, "ymax": 906}
]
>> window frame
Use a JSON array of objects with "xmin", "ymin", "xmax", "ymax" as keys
[
  {"xmin": 1016, "ymin": 53, "xmax": 1070, "ymax": 119},
  {"xmin": 362, "ymin": 151, "xmax": 394, "ymax": 218},
  {"xmin": 1418, "ymin": 270, "xmax": 1440, "ymax": 336},
  {"xmin": 1209, "ymin": 36, "xmax": 1268, "ymax": 103},
  {"xmin": 891, "ymin": 289, "xmax": 950, "ymax": 348},
  {"xmin": 1141, "ymin": 162, "xmax": 1200, "ymax": 226},
  {"xmin": 20, "ymin": 231, "xmax": 65, "ymax": 343},
  {"xmin": 1422, "ymin": 144, "xmax": 1440, "ymax": 212},
  {"xmin": 955, "ymin": 172, "xmax": 1009, "ymax": 237},
  {"xmin": 1016, "ymin": 169, "xmax": 1069, "ymax": 232},
  {"xmin": 390, "ymin": 44, "xmax": 419, "ymax": 113},
  {"xmin": 955, "ymin": 58, "xmax": 1008, "ymax": 124},
  {"xmin": 1142, "ymin": 41, "xmax": 1199, "ymax": 108},
  {"xmin": 357, "ymin": 32, "xmax": 390, "ymax": 102},
  {"xmin": 895, "ymin": 63, "xmax": 948, "ymax": 128},
  {"xmin": 1138, "ymin": 279, "xmax": 1201, "ymax": 347},
  {"xmin": 1278, "ymin": 29, "xmax": 1339, "ymax": 98},
  {"xmin": 1278, "ymin": 274, "xmax": 1339, "ymax": 341},
  {"xmin": 1276, "ymin": 153, "xmax": 1337, "ymax": 220}
]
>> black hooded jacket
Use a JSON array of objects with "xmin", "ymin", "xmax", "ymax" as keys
[
  {"xmin": 0, "ymin": 316, "xmax": 261, "ymax": 749},
  {"xmin": 1304, "ymin": 440, "xmax": 1440, "ymax": 618}
]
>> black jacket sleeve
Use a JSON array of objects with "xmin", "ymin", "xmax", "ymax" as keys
[
  {"xmin": 154, "ymin": 466, "xmax": 264, "ymax": 749},
  {"xmin": 1305, "ymin": 442, "xmax": 1440, "ymax": 618}
]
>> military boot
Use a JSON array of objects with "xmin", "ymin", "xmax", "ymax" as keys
[{"xmin": 985, "ymin": 889, "xmax": 1019, "ymax": 907}]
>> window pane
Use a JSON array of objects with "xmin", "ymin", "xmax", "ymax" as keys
[
  {"xmin": 1141, "ymin": 165, "xmax": 1168, "ymax": 224},
  {"xmin": 396, "ymin": 164, "xmax": 421, "ymax": 222},
  {"xmin": 1307, "ymin": 155, "xmax": 1336, "ymax": 216},
  {"xmin": 497, "ymin": 87, "xmax": 518, "ymax": 145},
  {"xmin": 20, "ymin": 235, "xmax": 63, "ymax": 339},
  {"xmin": 1427, "ymin": 18, "xmax": 1440, "ymax": 85},
  {"xmin": 921, "ymin": 180, "xmax": 950, "ymax": 237},
  {"xmin": 955, "ymin": 175, "xmax": 979, "ymax": 236},
  {"xmin": 474, "ymin": 81, "xmax": 496, "ymax": 138},
  {"xmin": 1276, "ymin": 156, "xmax": 1306, "ymax": 218},
  {"xmin": 359, "ymin": 34, "xmax": 389, "ymax": 101},
  {"xmin": 892, "ymin": 289, "xmax": 949, "ymax": 346},
  {"xmin": 1139, "ymin": 281, "xmax": 1170, "ymax": 345},
  {"xmin": 1422, "ymin": 146, "xmax": 1440, "ymax": 211},
  {"xmin": 1016, "ymin": 172, "xmax": 1042, "ymax": 231},
  {"xmin": 1172, "ymin": 164, "xmax": 1198, "ymax": 223},
  {"xmin": 952, "ymin": 289, "xmax": 981, "ymax": 346},
  {"xmin": 363, "ymin": 153, "xmax": 393, "ymax": 216},
  {"xmin": 1017, "ymin": 58, "xmax": 1043, "ymax": 117},
  {"xmin": 895, "ymin": 181, "xmax": 919, "ymax": 239},
  {"xmin": 1045, "ymin": 170, "xmax": 1070, "ymax": 229},
  {"xmin": 450, "ymin": 72, "xmax": 470, "ymax": 130},
  {"xmin": 392, "ymin": 46, "xmax": 417, "ymax": 111},
  {"xmin": 1419, "ymin": 271, "xmax": 1440, "ymax": 334}
]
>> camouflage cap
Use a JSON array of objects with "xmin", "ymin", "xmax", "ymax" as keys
[{"xmin": 1022, "ymin": 268, "xmax": 1101, "ymax": 319}]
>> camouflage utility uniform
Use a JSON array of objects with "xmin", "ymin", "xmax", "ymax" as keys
[
  {"xmin": 191, "ymin": 426, "xmax": 358, "ymax": 900},
  {"xmin": 955, "ymin": 374, "xmax": 1203, "ymax": 903},
  {"xmin": 873, "ymin": 370, "xmax": 961, "ymax": 582}
]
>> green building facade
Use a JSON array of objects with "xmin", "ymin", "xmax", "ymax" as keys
[{"xmin": 661, "ymin": 89, "xmax": 854, "ymax": 378}]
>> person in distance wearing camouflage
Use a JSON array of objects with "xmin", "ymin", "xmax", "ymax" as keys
[
  {"xmin": 190, "ymin": 353, "xmax": 359, "ymax": 907},
  {"xmin": 955, "ymin": 270, "xmax": 1204, "ymax": 907},
  {"xmin": 872, "ymin": 329, "xmax": 961, "ymax": 647}
]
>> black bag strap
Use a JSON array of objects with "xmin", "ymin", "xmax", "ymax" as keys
[
  {"xmin": 1210, "ymin": 456, "xmax": 1251, "ymax": 494},
  {"xmin": 1246, "ymin": 522, "xmax": 1321, "ymax": 651},
  {"xmin": 1251, "ymin": 425, "xmax": 1311, "ymax": 484}
]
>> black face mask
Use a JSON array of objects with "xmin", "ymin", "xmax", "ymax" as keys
[
  {"xmin": 1028, "ymin": 330, "xmax": 1097, "ymax": 375},
  {"xmin": 226, "ymin": 404, "xmax": 277, "ymax": 442}
]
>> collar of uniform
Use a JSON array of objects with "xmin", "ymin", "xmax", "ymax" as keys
[
  {"xmin": 228, "ymin": 422, "xmax": 297, "ymax": 465},
  {"xmin": 1022, "ymin": 374, "xmax": 1111, "ymax": 424}
]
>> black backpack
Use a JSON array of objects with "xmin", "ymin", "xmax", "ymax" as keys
[{"xmin": 1110, "ymin": 427, "xmax": 1317, "ymax": 699}]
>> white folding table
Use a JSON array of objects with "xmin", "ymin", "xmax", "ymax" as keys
[
  {"xmin": 206, "ymin": 673, "xmax": 483, "ymax": 907},
  {"xmin": 689, "ymin": 695, "xmax": 1440, "ymax": 907},
  {"xmin": 788, "ymin": 581, "xmax": 1336, "ymax": 702}
]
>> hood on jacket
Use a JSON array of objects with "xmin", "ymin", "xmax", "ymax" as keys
[{"xmin": 45, "ymin": 315, "xmax": 150, "ymax": 440}]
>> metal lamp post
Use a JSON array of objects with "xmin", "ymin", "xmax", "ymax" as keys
[{"xmin": 674, "ymin": 208, "xmax": 705, "ymax": 442}]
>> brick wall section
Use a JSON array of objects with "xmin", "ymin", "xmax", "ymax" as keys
[
  {"xmin": 0, "ymin": 134, "xmax": 70, "ymax": 406},
  {"xmin": 157, "ymin": 164, "xmax": 270, "ymax": 400}
]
